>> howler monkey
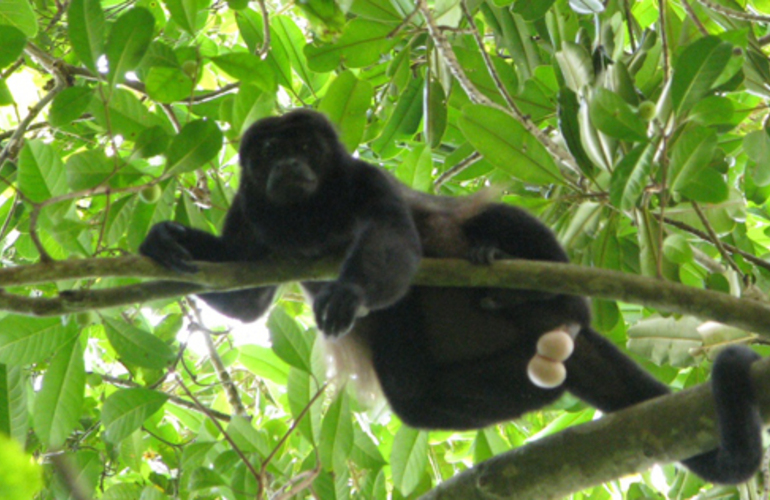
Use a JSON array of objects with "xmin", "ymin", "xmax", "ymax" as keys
[{"xmin": 140, "ymin": 109, "xmax": 762, "ymax": 484}]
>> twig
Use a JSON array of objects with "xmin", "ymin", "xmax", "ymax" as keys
[
  {"xmin": 101, "ymin": 373, "xmax": 232, "ymax": 421},
  {"xmin": 433, "ymin": 151, "xmax": 482, "ymax": 190},
  {"xmin": 176, "ymin": 375, "xmax": 262, "ymax": 484},
  {"xmin": 691, "ymin": 202, "xmax": 742, "ymax": 276},
  {"xmin": 697, "ymin": 0, "xmax": 770, "ymax": 22},
  {"xmin": 191, "ymin": 305, "xmax": 248, "ymax": 417}
]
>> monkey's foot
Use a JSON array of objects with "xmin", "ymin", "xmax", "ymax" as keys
[{"xmin": 527, "ymin": 325, "xmax": 578, "ymax": 389}]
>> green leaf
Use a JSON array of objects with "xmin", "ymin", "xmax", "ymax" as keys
[
  {"xmin": 33, "ymin": 341, "xmax": 85, "ymax": 449},
  {"xmin": 102, "ymin": 388, "xmax": 168, "ymax": 443},
  {"xmin": 555, "ymin": 41, "xmax": 593, "ymax": 93},
  {"xmin": 370, "ymin": 77, "xmax": 424, "ymax": 159},
  {"xmin": 18, "ymin": 140, "xmax": 67, "ymax": 203},
  {"xmin": 512, "ymin": 0, "xmax": 555, "ymax": 20},
  {"xmin": 238, "ymin": 345, "xmax": 290, "ymax": 385},
  {"xmin": 318, "ymin": 71, "xmax": 373, "ymax": 152},
  {"xmin": 226, "ymin": 416, "xmax": 269, "ymax": 455},
  {"xmin": 391, "ymin": 426, "xmax": 429, "ymax": 496},
  {"xmin": 557, "ymin": 89, "xmax": 594, "ymax": 176},
  {"xmin": 744, "ymin": 129, "xmax": 770, "ymax": 187},
  {"xmin": 671, "ymin": 36, "xmax": 733, "ymax": 116},
  {"xmin": 163, "ymin": 0, "xmax": 204, "ymax": 34},
  {"xmin": 90, "ymin": 88, "xmax": 162, "ymax": 141},
  {"xmin": 144, "ymin": 66, "xmax": 195, "ymax": 103},
  {"xmin": 287, "ymin": 368, "xmax": 321, "ymax": 445},
  {"xmin": 210, "ymin": 52, "xmax": 275, "ymax": 91},
  {"xmin": 424, "ymin": 79, "xmax": 447, "ymax": 149},
  {"xmin": 0, "ymin": 25, "xmax": 26, "ymax": 69},
  {"xmin": 662, "ymin": 234, "xmax": 693, "ymax": 265},
  {"xmin": 627, "ymin": 316, "xmax": 701, "ymax": 367},
  {"xmin": 49, "ymin": 86, "xmax": 94, "ymax": 128},
  {"xmin": 677, "ymin": 167, "xmax": 728, "ymax": 203},
  {"xmin": 610, "ymin": 142, "xmax": 655, "ymax": 210},
  {"xmin": 0, "ymin": 316, "xmax": 79, "ymax": 365},
  {"xmin": 669, "ymin": 126, "xmax": 717, "ymax": 195},
  {"xmin": 267, "ymin": 307, "xmax": 313, "ymax": 373},
  {"xmin": 106, "ymin": 8, "xmax": 155, "ymax": 87},
  {"xmin": 570, "ymin": 0, "xmax": 604, "ymax": 14},
  {"xmin": 65, "ymin": 150, "xmax": 113, "ymax": 191},
  {"xmin": 165, "ymin": 120, "xmax": 223, "ymax": 175},
  {"xmin": 0, "ymin": 0, "xmax": 38, "ymax": 37},
  {"xmin": 688, "ymin": 95, "xmax": 734, "ymax": 126},
  {"xmin": 459, "ymin": 104, "xmax": 562, "ymax": 185},
  {"xmin": 304, "ymin": 19, "xmax": 399, "ymax": 72},
  {"xmin": 0, "ymin": 365, "xmax": 28, "ymax": 443},
  {"xmin": 103, "ymin": 317, "xmax": 175, "ymax": 370},
  {"xmin": 319, "ymin": 391, "xmax": 353, "ymax": 471},
  {"xmin": 588, "ymin": 88, "xmax": 648, "ymax": 142},
  {"xmin": 67, "ymin": 0, "xmax": 104, "ymax": 72}
]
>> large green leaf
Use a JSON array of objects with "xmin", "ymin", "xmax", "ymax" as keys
[
  {"xmin": 267, "ymin": 307, "xmax": 313, "ymax": 373},
  {"xmin": 0, "ymin": 365, "xmax": 28, "ymax": 443},
  {"xmin": 0, "ymin": 0, "xmax": 38, "ymax": 37},
  {"xmin": 165, "ymin": 120, "xmax": 223, "ymax": 175},
  {"xmin": 0, "ymin": 26, "xmax": 26, "ymax": 69},
  {"xmin": 588, "ymin": 88, "xmax": 648, "ymax": 142},
  {"xmin": 668, "ymin": 125, "xmax": 716, "ymax": 194},
  {"xmin": 318, "ymin": 71, "xmax": 373, "ymax": 152},
  {"xmin": 391, "ymin": 426, "xmax": 429, "ymax": 496},
  {"xmin": 671, "ymin": 37, "xmax": 733, "ymax": 116},
  {"xmin": 67, "ymin": 0, "xmax": 104, "ymax": 72},
  {"xmin": 18, "ymin": 140, "xmax": 68, "ymax": 203},
  {"xmin": 459, "ymin": 104, "xmax": 562, "ymax": 185},
  {"xmin": 105, "ymin": 8, "xmax": 155, "ymax": 87},
  {"xmin": 319, "ymin": 391, "xmax": 353, "ymax": 472},
  {"xmin": 0, "ymin": 316, "xmax": 79, "ymax": 365},
  {"xmin": 103, "ymin": 317, "xmax": 175, "ymax": 370},
  {"xmin": 49, "ymin": 86, "xmax": 94, "ymax": 128},
  {"xmin": 304, "ymin": 19, "xmax": 399, "ymax": 72},
  {"xmin": 610, "ymin": 142, "xmax": 655, "ymax": 210},
  {"xmin": 33, "ymin": 340, "xmax": 85, "ymax": 449},
  {"xmin": 103, "ymin": 388, "xmax": 168, "ymax": 443}
]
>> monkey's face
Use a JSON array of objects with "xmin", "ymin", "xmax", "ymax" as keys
[{"xmin": 239, "ymin": 110, "xmax": 341, "ymax": 205}]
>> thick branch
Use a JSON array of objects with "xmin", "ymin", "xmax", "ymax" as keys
[
  {"xmin": 421, "ymin": 355, "xmax": 770, "ymax": 500},
  {"xmin": 2, "ymin": 257, "xmax": 770, "ymax": 339}
]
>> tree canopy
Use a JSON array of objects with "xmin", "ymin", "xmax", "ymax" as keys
[{"xmin": 1, "ymin": 0, "xmax": 770, "ymax": 498}]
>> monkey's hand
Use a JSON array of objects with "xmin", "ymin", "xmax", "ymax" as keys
[
  {"xmin": 313, "ymin": 282, "xmax": 365, "ymax": 337},
  {"xmin": 527, "ymin": 325, "xmax": 579, "ymax": 389},
  {"xmin": 139, "ymin": 221, "xmax": 199, "ymax": 274}
]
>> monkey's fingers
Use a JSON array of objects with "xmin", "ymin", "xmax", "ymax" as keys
[{"xmin": 527, "ymin": 327, "xmax": 577, "ymax": 389}]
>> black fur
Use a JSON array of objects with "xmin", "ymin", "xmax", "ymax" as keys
[{"xmin": 140, "ymin": 109, "xmax": 762, "ymax": 484}]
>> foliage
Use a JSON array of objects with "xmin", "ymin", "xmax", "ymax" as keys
[{"xmin": 1, "ymin": 0, "xmax": 770, "ymax": 498}]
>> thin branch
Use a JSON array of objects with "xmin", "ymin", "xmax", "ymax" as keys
[
  {"xmin": 433, "ymin": 151, "xmax": 482, "ymax": 190},
  {"xmin": 421, "ymin": 355, "xmax": 770, "ymax": 500},
  {"xmin": 3, "ymin": 257, "xmax": 770, "ymax": 339},
  {"xmin": 691, "ymin": 202, "xmax": 742, "ymax": 276},
  {"xmin": 696, "ymin": 0, "xmax": 770, "ymax": 22},
  {"xmin": 660, "ymin": 216, "xmax": 770, "ymax": 274},
  {"xmin": 101, "ymin": 373, "xmax": 232, "ymax": 421}
]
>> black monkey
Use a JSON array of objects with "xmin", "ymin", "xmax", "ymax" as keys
[{"xmin": 140, "ymin": 109, "xmax": 762, "ymax": 484}]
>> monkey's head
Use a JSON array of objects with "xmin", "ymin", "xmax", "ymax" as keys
[{"xmin": 239, "ymin": 110, "xmax": 345, "ymax": 205}]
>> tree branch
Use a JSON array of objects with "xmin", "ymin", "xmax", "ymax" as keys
[
  {"xmin": 421, "ymin": 355, "xmax": 770, "ymax": 500},
  {"xmin": 1, "ymin": 256, "xmax": 769, "ymax": 340}
]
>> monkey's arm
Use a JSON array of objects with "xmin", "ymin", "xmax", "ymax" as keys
[
  {"xmin": 312, "ymin": 165, "xmax": 422, "ymax": 336},
  {"xmin": 140, "ymin": 207, "xmax": 277, "ymax": 322}
]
